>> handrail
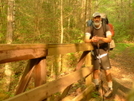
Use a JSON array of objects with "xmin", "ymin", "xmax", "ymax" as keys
[
  {"xmin": 0, "ymin": 44, "xmax": 47, "ymax": 64},
  {"xmin": 47, "ymin": 43, "xmax": 93, "ymax": 55},
  {"xmin": 0, "ymin": 43, "xmax": 93, "ymax": 64}
]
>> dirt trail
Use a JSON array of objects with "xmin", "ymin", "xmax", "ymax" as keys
[
  {"xmin": 108, "ymin": 47, "xmax": 134, "ymax": 101},
  {"xmin": 110, "ymin": 46, "xmax": 134, "ymax": 88}
]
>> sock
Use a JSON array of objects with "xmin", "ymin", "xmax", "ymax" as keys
[
  {"xmin": 108, "ymin": 81, "xmax": 113, "ymax": 90},
  {"xmin": 93, "ymin": 79, "xmax": 99, "ymax": 86}
]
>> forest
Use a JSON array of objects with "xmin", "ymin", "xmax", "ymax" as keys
[{"xmin": 0, "ymin": 0, "xmax": 134, "ymax": 100}]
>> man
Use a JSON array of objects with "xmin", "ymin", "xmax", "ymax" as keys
[{"xmin": 84, "ymin": 12, "xmax": 113, "ymax": 97}]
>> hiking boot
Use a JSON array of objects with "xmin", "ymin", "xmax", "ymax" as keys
[
  {"xmin": 95, "ymin": 85, "xmax": 100, "ymax": 91},
  {"xmin": 104, "ymin": 88, "xmax": 113, "ymax": 98}
]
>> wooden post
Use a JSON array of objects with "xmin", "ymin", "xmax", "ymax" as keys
[
  {"xmin": 15, "ymin": 59, "xmax": 42, "ymax": 95},
  {"xmin": 75, "ymin": 51, "xmax": 90, "ymax": 70},
  {"xmin": 85, "ymin": 52, "xmax": 93, "ymax": 86},
  {"xmin": 33, "ymin": 57, "xmax": 47, "ymax": 86}
]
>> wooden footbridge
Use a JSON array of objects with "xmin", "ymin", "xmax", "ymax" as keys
[
  {"xmin": 1, "ymin": 43, "xmax": 96, "ymax": 101},
  {"xmin": 1, "ymin": 43, "xmax": 130, "ymax": 101}
]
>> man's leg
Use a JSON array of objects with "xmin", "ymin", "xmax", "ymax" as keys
[
  {"xmin": 104, "ymin": 70, "xmax": 113, "ymax": 90},
  {"xmin": 93, "ymin": 69, "xmax": 100, "ymax": 91},
  {"xmin": 104, "ymin": 69, "xmax": 113, "ymax": 97}
]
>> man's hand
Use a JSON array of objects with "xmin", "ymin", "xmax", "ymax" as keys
[
  {"xmin": 92, "ymin": 36, "xmax": 111, "ymax": 43},
  {"xmin": 91, "ymin": 36, "xmax": 100, "ymax": 42}
]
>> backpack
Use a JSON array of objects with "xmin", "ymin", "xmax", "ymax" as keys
[
  {"xmin": 87, "ymin": 20, "xmax": 93, "ymax": 27},
  {"xmin": 108, "ymin": 23, "xmax": 114, "ymax": 37},
  {"xmin": 86, "ymin": 18, "xmax": 115, "ymax": 50}
]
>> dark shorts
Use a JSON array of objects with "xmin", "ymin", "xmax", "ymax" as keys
[{"xmin": 92, "ymin": 48, "xmax": 111, "ymax": 70}]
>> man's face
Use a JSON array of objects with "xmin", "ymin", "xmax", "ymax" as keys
[
  {"xmin": 93, "ymin": 16, "xmax": 101, "ymax": 26},
  {"xmin": 93, "ymin": 16, "xmax": 101, "ymax": 23}
]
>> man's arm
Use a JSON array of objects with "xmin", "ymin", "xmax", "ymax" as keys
[
  {"xmin": 84, "ymin": 33, "xmax": 103, "ymax": 43},
  {"xmin": 98, "ymin": 31, "xmax": 112, "ymax": 43},
  {"xmin": 84, "ymin": 27, "xmax": 112, "ymax": 43},
  {"xmin": 84, "ymin": 32, "xmax": 92, "ymax": 43}
]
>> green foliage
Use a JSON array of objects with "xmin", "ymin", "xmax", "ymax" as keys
[
  {"xmin": 92, "ymin": 0, "xmax": 134, "ymax": 42},
  {"xmin": 114, "ymin": 24, "xmax": 130, "ymax": 42},
  {"xmin": 91, "ymin": 92, "xmax": 100, "ymax": 98},
  {"xmin": 109, "ymin": 43, "xmax": 134, "ymax": 59},
  {"xmin": 0, "ymin": 91, "xmax": 9, "ymax": 101},
  {"xmin": 0, "ymin": 0, "xmax": 134, "ymax": 44},
  {"xmin": 64, "ymin": 28, "xmax": 83, "ymax": 43},
  {"xmin": 115, "ymin": 43, "xmax": 131, "ymax": 52},
  {"xmin": 66, "ymin": 53, "xmax": 78, "ymax": 67}
]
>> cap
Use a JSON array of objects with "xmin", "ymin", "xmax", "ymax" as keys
[{"xmin": 92, "ymin": 12, "xmax": 101, "ymax": 18}]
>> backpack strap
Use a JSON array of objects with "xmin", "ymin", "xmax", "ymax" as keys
[
  {"xmin": 102, "ymin": 19, "xmax": 107, "ymax": 37},
  {"xmin": 102, "ymin": 19, "xmax": 110, "ymax": 51},
  {"xmin": 90, "ymin": 25, "xmax": 94, "ymax": 39}
]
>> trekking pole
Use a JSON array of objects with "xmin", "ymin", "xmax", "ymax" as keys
[{"xmin": 97, "ymin": 43, "xmax": 105, "ymax": 101}]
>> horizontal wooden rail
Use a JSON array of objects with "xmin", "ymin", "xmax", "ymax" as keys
[
  {"xmin": 0, "ymin": 43, "xmax": 93, "ymax": 64},
  {"xmin": 48, "ymin": 43, "xmax": 93, "ymax": 56},
  {"xmin": 72, "ymin": 84, "xmax": 94, "ymax": 101},
  {"xmin": 0, "ymin": 44, "xmax": 48, "ymax": 64}
]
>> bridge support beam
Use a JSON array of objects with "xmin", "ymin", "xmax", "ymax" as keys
[
  {"xmin": 15, "ymin": 57, "xmax": 47, "ymax": 95},
  {"xmin": 75, "ymin": 51, "xmax": 90, "ymax": 70}
]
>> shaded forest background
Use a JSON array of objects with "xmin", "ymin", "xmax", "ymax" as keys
[
  {"xmin": 0, "ymin": 0, "xmax": 134, "ymax": 100},
  {"xmin": 0, "ymin": 0, "xmax": 134, "ymax": 44}
]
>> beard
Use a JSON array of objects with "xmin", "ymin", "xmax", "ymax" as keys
[
  {"xmin": 93, "ymin": 21, "xmax": 102, "ymax": 29},
  {"xmin": 93, "ymin": 21, "xmax": 101, "ymax": 26}
]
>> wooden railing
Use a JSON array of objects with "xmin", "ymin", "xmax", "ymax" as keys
[{"xmin": 2, "ymin": 43, "xmax": 94, "ymax": 101}]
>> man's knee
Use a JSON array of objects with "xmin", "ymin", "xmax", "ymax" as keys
[
  {"xmin": 104, "ymin": 70, "xmax": 111, "ymax": 75},
  {"xmin": 93, "ymin": 69, "xmax": 100, "ymax": 74},
  {"xmin": 104, "ymin": 70, "xmax": 112, "ymax": 81}
]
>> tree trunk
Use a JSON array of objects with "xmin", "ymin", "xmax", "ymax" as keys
[
  {"xmin": 57, "ymin": 0, "xmax": 63, "ymax": 78},
  {"xmin": 60, "ymin": 0, "xmax": 63, "ymax": 44},
  {"xmin": 6, "ymin": 0, "xmax": 14, "ymax": 44},
  {"xmin": 4, "ymin": 0, "xmax": 14, "ymax": 91}
]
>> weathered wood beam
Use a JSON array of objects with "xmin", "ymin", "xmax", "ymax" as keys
[
  {"xmin": 61, "ymin": 84, "xmax": 94, "ymax": 101},
  {"xmin": 0, "ymin": 43, "xmax": 93, "ymax": 63},
  {"xmin": 0, "ymin": 44, "xmax": 47, "ymax": 51},
  {"xmin": 15, "ymin": 59, "xmax": 39, "ymax": 95},
  {"xmin": 60, "ymin": 84, "xmax": 73, "ymax": 100},
  {"xmin": 33, "ymin": 57, "xmax": 47, "ymax": 86},
  {"xmin": 0, "ymin": 44, "xmax": 48, "ymax": 64},
  {"xmin": 5, "ymin": 67, "xmax": 92, "ymax": 101},
  {"xmin": 75, "ymin": 51, "xmax": 90, "ymax": 70},
  {"xmin": 48, "ymin": 43, "xmax": 93, "ymax": 56},
  {"xmin": 0, "ymin": 43, "xmax": 93, "ymax": 64},
  {"xmin": 15, "ymin": 57, "xmax": 47, "ymax": 95},
  {"xmin": 71, "ymin": 84, "xmax": 94, "ymax": 101}
]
